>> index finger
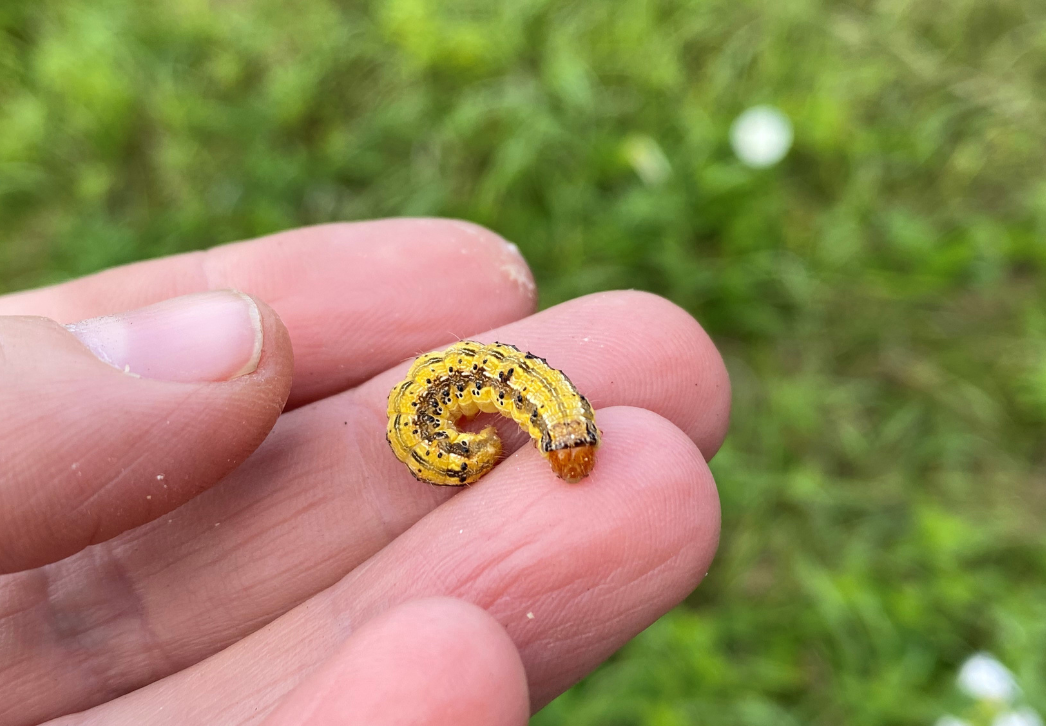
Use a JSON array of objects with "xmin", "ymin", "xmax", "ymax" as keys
[{"xmin": 0, "ymin": 219, "xmax": 537, "ymax": 408}]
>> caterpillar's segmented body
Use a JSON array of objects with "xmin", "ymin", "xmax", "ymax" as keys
[{"xmin": 386, "ymin": 341, "xmax": 600, "ymax": 485}]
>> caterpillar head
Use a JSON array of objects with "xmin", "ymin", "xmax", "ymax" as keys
[{"xmin": 542, "ymin": 420, "xmax": 600, "ymax": 483}]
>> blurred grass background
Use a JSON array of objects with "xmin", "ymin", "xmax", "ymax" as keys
[{"xmin": 2, "ymin": 0, "xmax": 1046, "ymax": 723}]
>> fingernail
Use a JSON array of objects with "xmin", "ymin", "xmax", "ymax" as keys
[{"xmin": 66, "ymin": 291, "xmax": 264, "ymax": 382}]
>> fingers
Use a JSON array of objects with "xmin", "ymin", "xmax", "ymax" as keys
[
  {"xmin": 1, "ymin": 291, "xmax": 728, "ymax": 725},
  {"xmin": 67, "ymin": 407, "xmax": 719, "ymax": 724},
  {"xmin": 0, "ymin": 291, "xmax": 293, "ymax": 573},
  {"xmin": 260, "ymin": 598, "xmax": 529, "ymax": 726},
  {"xmin": 0, "ymin": 219, "xmax": 537, "ymax": 409},
  {"xmin": 489, "ymin": 289, "xmax": 730, "ymax": 457}
]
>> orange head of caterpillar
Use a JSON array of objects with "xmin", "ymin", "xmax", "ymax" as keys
[
  {"xmin": 542, "ymin": 420, "xmax": 600, "ymax": 483},
  {"xmin": 547, "ymin": 445, "xmax": 598, "ymax": 483}
]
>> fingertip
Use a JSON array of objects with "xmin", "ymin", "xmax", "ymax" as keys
[
  {"xmin": 369, "ymin": 217, "xmax": 538, "ymax": 314},
  {"xmin": 595, "ymin": 291, "xmax": 731, "ymax": 458},
  {"xmin": 263, "ymin": 597, "xmax": 529, "ymax": 726},
  {"xmin": 386, "ymin": 597, "xmax": 530, "ymax": 699},
  {"xmin": 650, "ymin": 295, "xmax": 731, "ymax": 459},
  {"xmin": 433, "ymin": 218, "xmax": 538, "ymax": 307},
  {"xmin": 599, "ymin": 405, "xmax": 722, "ymax": 560},
  {"xmin": 244, "ymin": 293, "xmax": 294, "ymax": 406},
  {"xmin": 515, "ymin": 290, "xmax": 731, "ymax": 459}
]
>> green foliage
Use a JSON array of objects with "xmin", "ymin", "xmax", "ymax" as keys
[{"xmin": 2, "ymin": 0, "xmax": 1046, "ymax": 722}]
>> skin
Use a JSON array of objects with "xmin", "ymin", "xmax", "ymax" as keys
[
  {"xmin": 260, "ymin": 598, "xmax": 530, "ymax": 726},
  {"xmin": 0, "ymin": 218, "xmax": 730, "ymax": 726}
]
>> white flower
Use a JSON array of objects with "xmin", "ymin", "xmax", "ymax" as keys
[
  {"xmin": 957, "ymin": 653, "xmax": 1019, "ymax": 702},
  {"xmin": 936, "ymin": 715, "xmax": 972, "ymax": 726},
  {"xmin": 993, "ymin": 708, "xmax": 1044, "ymax": 726},
  {"xmin": 729, "ymin": 105, "xmax": 793, "ymax": 168}
]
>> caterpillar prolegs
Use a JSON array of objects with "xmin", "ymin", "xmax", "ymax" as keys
[{"xmin": 386, "ymin": 341, "xmax": 600, "ymax": 486}]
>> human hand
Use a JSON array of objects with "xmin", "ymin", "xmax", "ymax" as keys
[{"xmin": 0, "ymin": 219, "xmax": 729, "ymax": 725}]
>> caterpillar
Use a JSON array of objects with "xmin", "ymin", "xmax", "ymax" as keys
[{"xmin": 386, "ymin": 341, "xmax": 600, "ymax": 486}]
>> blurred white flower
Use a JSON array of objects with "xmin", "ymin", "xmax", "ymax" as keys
[
  {"xmin": 993, "ymin": 708, "xmax": 1044, "ymax": 726},
  {"xmin": 957, "ymin": 653, "xmax": 1019, "ymax": 702},
  {"xmin": 936, "ymin": 715, "xmax": 972, "ymax": 726},
  {"xmin": 729, "ymin": 105, "xmax": 793, "ymax": 168},
  {"xmin": 622, "ymin": 134, "xmax": 671, "ymax": 186}
]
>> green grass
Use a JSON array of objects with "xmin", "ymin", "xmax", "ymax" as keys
[{"xmin": 3, "ymin": 0, "xmax": 1046, "ymax": 723}]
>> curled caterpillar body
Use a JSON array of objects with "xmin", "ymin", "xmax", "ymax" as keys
[{"xmin": 386, "ymin": 341, "xmax": 600, "ymax": 485}]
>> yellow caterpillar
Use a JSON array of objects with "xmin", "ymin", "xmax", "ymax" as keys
[{"xmin": 386, "ymin": 341, "xmax": 600, "ymax": 485}]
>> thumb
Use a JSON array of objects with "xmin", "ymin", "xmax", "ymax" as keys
[{"xmin": 0, "ymin": 290, "xmax": 293, "ymax": 573}]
